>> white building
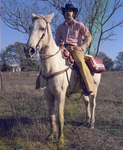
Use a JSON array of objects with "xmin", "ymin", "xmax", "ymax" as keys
[{"xmin": 9, "ymin": 64, "xmax": 21, "ymax": 72}]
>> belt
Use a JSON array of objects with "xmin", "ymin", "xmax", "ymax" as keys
[{"xmin": 64, "ymin": 44, "xmax": 74, "ymax": 48}]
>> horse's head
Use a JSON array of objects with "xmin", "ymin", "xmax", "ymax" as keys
[{"xmin": 24, "ymin": 13, "xmax": 54, "ymax": 58}]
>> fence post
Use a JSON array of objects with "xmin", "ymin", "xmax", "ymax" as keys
[
  {"xmin": 9, "ymin": 71, "xmax": 11, "ymax": 76},
  {"xmin": 18, "ymin": 71, "xmax": 20, "ymax": 76},
  {"xmin": 0, "ymin": 70, "xmax": 3, "ymax": 91}
]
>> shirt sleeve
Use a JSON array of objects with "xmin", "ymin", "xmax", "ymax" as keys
[
  {"xmin": 80, "ymin": 23, "xmax": 91, "ymax": 51},
  {"xmin": 55, "ymin": 25, "xmax": 62, "ymax": 45}
]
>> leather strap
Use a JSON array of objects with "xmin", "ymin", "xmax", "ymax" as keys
[
  {"xmin": 40, "ymin": 48, "xmax": 61, "ymax": 57},
  {"xmin": 40, "ymin": 65, "xmax": 72, "ymax": 81}
]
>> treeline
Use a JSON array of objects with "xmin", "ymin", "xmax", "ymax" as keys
[
  {"xmin": 98, "ymin": 51, "xmax": 123, "ymax": 71},
  {"xmin": 0, "ymin": 42, "xmax": 123, "ymax": 71},
  {"xmin": 0, "ymin": 42, "xmax": 40, "ymax": 71}
]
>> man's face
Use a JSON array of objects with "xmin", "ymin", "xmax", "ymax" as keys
[{"xmin": 65, "ymin": 9, "xmax": 75, "ymax": 20}]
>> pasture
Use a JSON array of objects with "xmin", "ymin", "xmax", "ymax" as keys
[{"xmin": 0, "ymin": 71, "xmax": 123, "ymax": 150}]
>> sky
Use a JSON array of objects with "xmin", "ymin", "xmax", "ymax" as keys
[
  {"xmin": 0, "ymin": 19, "xmax": 28, "ymax": 50},
  {"xmin": 0, "ymin": 3, "xmax": 123, "ymax": 61}
]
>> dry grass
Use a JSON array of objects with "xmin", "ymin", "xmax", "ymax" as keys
[{"xmin": 0, "ymin": 71, "xmax": 123, "ymax": 150}]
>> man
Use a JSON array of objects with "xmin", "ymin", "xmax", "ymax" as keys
[{"xmin": 55, "ymin": 3, "xmax": 95, "ymax": 96}]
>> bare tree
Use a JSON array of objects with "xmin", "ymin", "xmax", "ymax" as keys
[
  {"xmin": 1, "ymin": 0, "xmax": 123, "ymax": 55},
  {"xmin": 94, "ymin": 0, "xmax": 123, "ymax": 56},
  {"xmin": 0, "ymin": 0, "xmax": 49, "ymax": 33}
]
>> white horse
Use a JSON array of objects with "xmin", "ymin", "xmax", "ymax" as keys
[{"xmin": 24, "ymin": 13, "xmax": 101, "ymax": 143}]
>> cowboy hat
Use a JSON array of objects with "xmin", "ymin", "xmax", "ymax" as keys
[{"xmin": 61, "ymin": 3, "xmax": 78, "ymax": 17}]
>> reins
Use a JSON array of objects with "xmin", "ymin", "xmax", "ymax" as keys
[{"xmin": 39, "ymin": 48, "xmax": 61, "ymax": 57}]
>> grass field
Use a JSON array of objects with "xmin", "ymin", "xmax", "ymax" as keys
[{"xmin": 0, "ymin": 71, "xmax": 123, "ymax": 150}]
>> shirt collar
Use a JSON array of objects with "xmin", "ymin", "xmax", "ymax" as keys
[{"xmin": 63, "ymin": 19, "xmax": 76, "ymax": 25}]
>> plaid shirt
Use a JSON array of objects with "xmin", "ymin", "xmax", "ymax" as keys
[{"xmin": 55, "ymin": 19, "xmax": 91, "ymax": 50}]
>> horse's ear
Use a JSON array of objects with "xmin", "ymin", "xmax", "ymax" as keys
[
  {"xmin": 45, "ymin": 13, "xmax": 54, "ymax": 23},
  {"xmin": 32, "ymin": 13, "xmax": 36, "ymax": 19}
]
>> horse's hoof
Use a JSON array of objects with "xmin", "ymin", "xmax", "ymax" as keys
[
  {"xmin": 90, "ymin": 122, "xmax": 95, "ymax": 129},
  {"xmin": 84, "ymin": 121, "xmax": 90, "ymax": 128},
  {"xmin": 57, "ymin": 138, "xmax": 64, "ymax": 150},
  {"xmin": 46, "ymin": 132, "xmax": 57, "ymax": 141},
  {"xmin": 90, "ymin": 126, "xmax": 94, "ymax": 130}
]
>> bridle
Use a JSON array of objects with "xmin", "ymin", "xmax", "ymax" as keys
[
  {"xmin": 35, "ymin": 17, "xmax": 61, "ymax": 57},
  {"xmin": 36, "ymin": 19, "xmax": 48, "ymax": 51}
]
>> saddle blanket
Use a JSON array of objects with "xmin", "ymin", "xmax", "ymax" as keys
[{"xmin": 61, "ymin": 48, "xmax": 106, "ymax": 73}]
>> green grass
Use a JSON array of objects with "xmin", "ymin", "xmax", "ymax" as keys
[{"xmin": 0, "ymin": 71, "xmax": 123, "ymax": 149}]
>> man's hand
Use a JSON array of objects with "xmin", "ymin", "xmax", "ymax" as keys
[{"xmin": 58, "ymin": 41, "xmax": 64, "ymax": 46}]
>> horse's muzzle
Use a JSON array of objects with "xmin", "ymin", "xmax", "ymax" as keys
[{"xmin": 24, "ymin": 47, "xmax": 37, "ymax": 58}]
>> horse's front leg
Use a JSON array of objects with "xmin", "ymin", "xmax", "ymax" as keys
[
  {"xmin": 90, "ymin": 73, "xmax": 101, "ymax": 129},
  {"xmin": 45, "ymin": 91, "xmax": 57, "ymax": 141},
  {"xmin": 57, "ymin": 92, "xmax": 66, "ymax": 144}
]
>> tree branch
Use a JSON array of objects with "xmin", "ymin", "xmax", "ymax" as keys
[{"xmin": 103, "ymin": 20, "xmax": 123, "ymax": 34}]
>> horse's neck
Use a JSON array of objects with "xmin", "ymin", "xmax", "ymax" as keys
[
  {"xmin": 42, "ymin": 24, "xmax": 59, "ymax": 56},
  {"xmin": 41, "ymin": 35, "xmax": 65, "ymax": 75}
]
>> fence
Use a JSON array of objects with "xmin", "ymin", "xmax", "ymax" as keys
[
  {"xmin": 0, "ymin": 71, "xmax": 39, "ymax": 91},
  {"xmin": 7, "ymin": 71, "xmax": 39, "ymax": 77}
]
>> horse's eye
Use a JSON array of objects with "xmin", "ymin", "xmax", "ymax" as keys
[
  {"xmin": 40, "ymin": 27, "xmax": 45, "ymax": 31},
  {"xmin": 29, "ymin": 24, "xmax": 33, "ymax": 30}
]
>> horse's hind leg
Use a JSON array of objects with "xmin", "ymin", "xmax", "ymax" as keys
[
  {"xmin": 90, "ymin": 90, "xmax": 97, "ymax": 129},
  {"xmin": 89, "ymin": 73, "xmax": 101, "ymax": 129},
  {"xmin": 45, "ymin": 92, "xmax": 57, "ymax": 141},
  {"xmin": 83, "ymin": 95, "xmax": 91, "ymax": 127},
  {"xmin": 84, "ymin": 95, "xmax": 96, "ymax": 129}
]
